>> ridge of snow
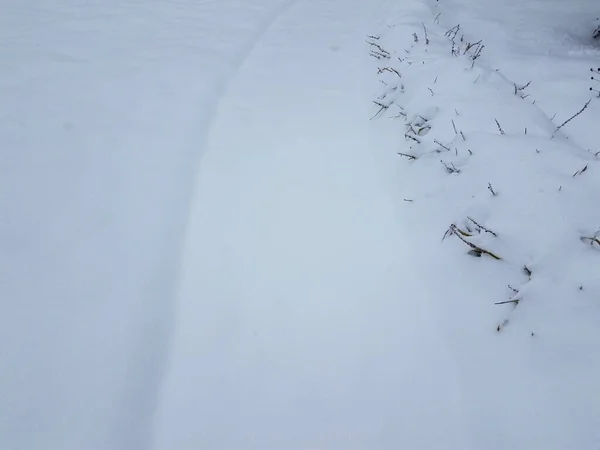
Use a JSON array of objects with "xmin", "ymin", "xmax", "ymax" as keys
[{"xmin": 369, "ymin": 1, "xmax": 600, "ymax": 448}]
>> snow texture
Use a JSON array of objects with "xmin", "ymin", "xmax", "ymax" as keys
[{"xmin": 1, "ymin": 0, "xmax": 599, "ymax": 449}]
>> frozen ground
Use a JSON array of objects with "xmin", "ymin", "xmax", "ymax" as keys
[{"xmin": 1, "ymin": 0, "xmax": 600, "ymax": 449}]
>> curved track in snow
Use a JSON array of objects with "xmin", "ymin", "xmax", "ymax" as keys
[
  {"xmin": 153, "ymin": 1, "xmax": 470, "ymax": 448},
  {"xmin": 0, "ymin": 0, "xmax": 472, "ymax": 448}
]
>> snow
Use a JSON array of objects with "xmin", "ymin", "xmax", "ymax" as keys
[
  {"xmin": 152, "ymin": 1, "xmax": 471, "ymax": 448},
  {"xmin": 0, "ymin": 0, "xmax": 304, "ymax": 448},
  {"xmin": 369, "ymin": 0, "xmax": 600, "ymax": 448},
  {"xmin": 1, "ymin": 0, "xmax": 600, "ymax": 449}
]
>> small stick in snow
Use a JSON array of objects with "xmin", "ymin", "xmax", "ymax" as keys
[
  {"xmin": 514, "ymin": 80, "xmax": 531, "ymax": 98},
  {"xmin": 398, "ymin": 152, "xmax": 417, "ymax": 160},
  {"xmin": 445, "ymin": 25, "xmax": 460, "ymax": 41},
  {"xmin": 443, "ymin": 225, "xmax": 471, "ymax": 241},
  {"xmin": 370, "ymin": 50, "xmax": 390, "ymax": 59},
  {"xmin": 488, "ymin": 182, "xmax": 498, "ymax": 196},
  {"xmin": 496, "ymin": 319, "xmax": 509, "ymax": 332},
  {"xmin": 452, "ymin": 119, "xmax": 458, "ymax": 135},
  {"xmin": 446, "ymin": 224, "xmax": 502, "ymax": 260},
  {"xmin": 552, "ymin": 99, "xmax": 592, "ymax": 137},
  {"xmin": 451, "ymin": 41, "xmax": 459, "ymax": 57},
  {"xmin": 495, "ymin": 299, "xmax": 520, "ymax": 306},
  {"xmin": 467, "ymin": 217, "xmax": 498, "ymax": 237},
  {"xmin": 441, "ymin": 160, "xmax": 460, "ymax": 174},
  {"xmin": 434, "ymin": 139, "xmax": 451, "ymax": 152},
  {"xmin": 572, "ymin": 164, "xmax": 588, "ymax": 177},
  {"xmin": 422, "ymin": 22, "xmax": 429, "ymax": 45},
  {"xmin": 495, "ymin": 118, "xmax": 505, "ymax": 135},
  {"xmin": 371, "ymin": 101, "xmax": 389, "ymax": 119},
  {"xmin": 470, "ymin": 43, "xmax": 485, "ymax": 60},
  {"xmin": 366, "ymin": 41, "xmax": 390, "ymax": 55},
  {"xmin": 378, "ymin": 67, "xmax": 401, "ymax": 77},
  {"xmin": 404, "ymin": 134, "xmax": 421, "ymax": 144},
  {"xmin": 463, "ymin": 40, "xmax": 482, "ymax": 55}
]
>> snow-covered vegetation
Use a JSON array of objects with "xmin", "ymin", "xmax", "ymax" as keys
[{"xmin": 369, "ymin": 1, "xmax": 600, "ymax": 447}]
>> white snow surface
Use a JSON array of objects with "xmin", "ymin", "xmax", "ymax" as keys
[{"xmin": 1, "ymin": 0, "xmax": 600, "ymax": 449}]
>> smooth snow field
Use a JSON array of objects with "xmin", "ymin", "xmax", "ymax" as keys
[{"xmin": 1, "ymin": 0, "xmax": 599, "ymax": 449}]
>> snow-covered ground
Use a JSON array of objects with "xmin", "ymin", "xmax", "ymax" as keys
[
  {"xmin": 1, "ymin": 0, "xmax": 600, "ymax": 449},
  {"xmin": 0, "ymin": 1, "xmax": 305, "ymax": 448},
  {"xmin": 368, "ymin": 0, "xmax": 600, "ymax": 448}
]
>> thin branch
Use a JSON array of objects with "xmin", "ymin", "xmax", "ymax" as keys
[
  {"xmin": 434, "ymin": 139, "xmax": 451, "ymax": 152},
  {"xmin": 370, "ymin": 101, "xmax": 389, "ymax": 119},
  {"xmin": 572, "ymin": 164, "xmax": 588, "ymax": 177},
  {"xmin": 495, "ymin": 299, "xmax": 520, "ymax": 305},
  {"xmin": 441, "ymin": 160, "xmax": 460, "ymax": 174},
  {"xmin": 398, "ymin": 152, "xmax": 417, "ymax": 160},
  {"xmin": 553, "ymin": 99, "xmax": 592, "ymax": 137},
  {"xmin": 404, "ymin": 134, "xmax": 421, "ymax": 144},
  {"xmin": 378, "ymin": 67, "xmax": 402, "ymax": 77},
  {"xmin": 447, "ymin": 225, "xmax": 502, "ymax": 260},
  {"xmin": 366, "ymin": 41, "xmax": 390, "ymax": 55},
  {"xmin": 495, "ymin": 118, "xmax": 505, "ymax": 135},
  {"xmin": 467, "ymin": 217, "xmax": 498, "ymax": 237}
]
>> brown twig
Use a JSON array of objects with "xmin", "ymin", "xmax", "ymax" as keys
[{"xmin": 447, "ymin": 224, "xmax": 502, "ymax": 259}]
